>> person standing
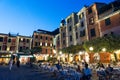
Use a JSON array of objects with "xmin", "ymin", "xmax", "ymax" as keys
[
  {"xmin": 16, "ymin": 59, "xmax": 20, "ymax": 68},
  {"xmin": 9, "ymin": 59, "xmax": 13, "ymax": 70}
]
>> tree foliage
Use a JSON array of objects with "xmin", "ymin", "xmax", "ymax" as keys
[
  {"xmin": 61, "ymin": 44, "xmax": 85, "ymax": 54},
  {"xmin": 30, "ymin": 47, "xmax": 42, "ymax": 54},
  {"xmin": 23, "ymin": 47, "xmax": 42, "ymax": 55},
  {"xmin": 83, "ymin": 34, "xmax": 120, "ymax": 53}
]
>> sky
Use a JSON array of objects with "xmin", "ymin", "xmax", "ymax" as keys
[{"xmin": 0, "ymin": 0, "xmax": 114, "ymax": 36}]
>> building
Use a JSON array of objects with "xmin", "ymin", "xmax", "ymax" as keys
[
  {"xmin": 32, "ymin": 29, "xmax": 54, "ymax": 60},
  {"xmin": 16, "ymin": 35, "xmax": 32, "ymax": 64},
  {"xmin": 66, "ymin": 13, "xmax": 78, "ymax": 47},
  {"xmin": 59, "ymin": 19, "xmax": 67, "ymax": 49},
  {"xmin": 98, "ymin": 0, "xmax": 120, "ymax": 36},
  {"xmin": 0, "ymin": 33, "xmax": 32, "ymax": 64},
  {"xmin": 76, "ymin": 7, "xmax": 89, "ymax": 44},
  {"xmin": 86, "ymin": 2, "xmax": 106, "ymax": 40}
]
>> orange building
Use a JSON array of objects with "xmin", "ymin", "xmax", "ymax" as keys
[
  {"xmin": 32, "ymin": 29, "xmax": 55, "ymax": 60},
  {"xmin": 98, "ymin": 1, "xmax": 120, "ymax": 36},
  {"xmin": 86, "ymin": 2, "xmax": 106, "ymax": 40}
]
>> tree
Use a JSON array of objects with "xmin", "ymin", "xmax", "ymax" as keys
[
  {"xmin": 23, "ymin": 47, "xmax": 42, "ymax": 62},
  {"xmin": 30, "ymin": 47, "xmax": 42, "ymax": 55},
  {"xmin": 61, "ymin": 45, "xmax": 85, "ymax": 62},
  {"xmin": 83, "ymin": 34, "xmax": 120, "ymax": 62},
  {"xmin": 84, "ymin": 34, "xmax": 120, "ymax": 53}
]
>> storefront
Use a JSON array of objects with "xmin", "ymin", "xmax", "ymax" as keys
[
  {"xmin": 0, "ymin": 53, "xmax": 11, "ymax": 64},
  {"xmin": 15, "ymin": 53, "xmax": 34, "ymax": 64}
]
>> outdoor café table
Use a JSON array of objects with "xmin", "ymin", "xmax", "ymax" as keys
[{"xmin": 112, "ymin": 71, "xmax": 120, "ymax": 79}]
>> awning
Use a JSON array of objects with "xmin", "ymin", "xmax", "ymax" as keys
[{"xmin": 19, "ymin": 55, "xmax": 33, "ymax": 58}]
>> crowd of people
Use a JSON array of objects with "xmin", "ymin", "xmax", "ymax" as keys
[{"xmin": 39, "ymin": 60, "xmax": 117, "ymax": 80}]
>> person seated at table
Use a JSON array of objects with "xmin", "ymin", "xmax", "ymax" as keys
[
  {"xmin": 106, "ymin": 64, "xmax": 113, "ymax": 79},
  {"xmin": 76, "ymin": 65, "xmax": 82, "ymax": 73},
  {"xmin": 51, "ymin": 61, "xmax": 63, "ymax": 77},
  {"xmin": 82, "ymin": 63, "xmax": 92, "ymax": 80},
  {"xmin": 56, "ymin": 61, "xmax": 62, "ymax": 71},
  {"xmin": 97, "ymin": 63, "xmax": 107, "ymax": 80}
]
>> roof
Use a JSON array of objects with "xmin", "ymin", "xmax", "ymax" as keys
[
  {"xmin": 34, "ymin": 28, "xmax": 59, "ymax": 36},
  {"xmin": 98, "ymin": 1, "xmax": 120, "ymax": 15}
]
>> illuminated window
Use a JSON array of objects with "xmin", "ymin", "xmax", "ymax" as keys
[
  {"xmin": 89, "ymin": 17, "xmax": 94, "ymax": 25},
  {"xmin": 50, "ymin": 43, "xmax": 52, "ymax": 47},
  {"xmin": 40, "ymin": 42, "xmax": 42, "ymax": 46},
  {"xmin": 45, "ymin": 43, "xmax": 47, "ymax": 46}
]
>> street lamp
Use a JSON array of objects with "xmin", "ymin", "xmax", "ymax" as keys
[
  {"xmin": 59, "ymin": 51, "xmax": 62, "ymax": 55},
  {"xmin": 102, "ymin": 48, "xmax": 106, "ymax": 52},
  {"xmin": 89, "ymin": 47, "xmax": 93, "ymax": 51}
]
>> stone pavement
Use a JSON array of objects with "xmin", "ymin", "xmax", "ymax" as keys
[{"xmin": 0, "ymin": 65, "xmax": 57, "ymax": 80}]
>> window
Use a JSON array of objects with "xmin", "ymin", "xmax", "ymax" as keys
[
  {"xmin": 79, "ymin": 12, "xmax": 84, "ymax": 19},
  {"xmin": 50, "ymin": 38, "xmax": 52, "ymax": 41},
  {"xmin": 76, "ymin": 32, "xmax": 78, "ymax": 39},
  {"xmin": 40, "ymin": 42, "xmax": 42, "ymax": 46},
  {"xmin": 45, "ymin": 43, "xmax": 47, "ymax": 46},
  {"xmin": 105, "ymin": 18, "xmax": 111, "ymax": 26},
  {"xmin": 8, "ymin": 39, "xmax": 11, "ymax": 42},
  {"xmin": 0, "ymin": 46, "xmax": 1, "ymax": 50},
  {"xmin": 69, "ymin": 26, "xmax": 72, "ymax": 31},
  {"xmin": 89, "ymin": 17, "xmax": 94, "ymax": 25},
  {"xmin": 50, "ymin": 43, "xmax": 53, "ymax": 47},
  {"xmin": 46, "ymin": 49, "xmax": 47, "ymax": 53},
  {"xmin": 79, "ymin": 14, "xmax": 82, "ymax": 19},
  {"xmin": 10, "ymin": 46, "xmax": 15, "ymax": 51},
  {"xmin": 26, "ymin": 39, "xmax": 29, "ymax": 43},
  {"xmin": 67, "ymin": 17, "xmax": 72, "ymax": 23},
  {"xmin": 81, "ymin": 21, "xmax": 84, "ymax": 27},
  {"xmin": 63, "ymin": 40, "xmax": 65, "ymax": 45},
  {"xmin": 67, "ymin": 19, "xmax": 70, "ymax": 23},
  {"xmin": 90, "ymin": 28, "xmax": 96, "ymax": 37},
  {"xmin": 80, "ymin": 29, "xmax": 85, "ymax": 37},
  {"xmin": 35, "ymin": 42, "xmax": 38, "ymax": 46},
  {"xmin": 19, "ymin": 47, "xmax": 22, "ymax": 52},
  {"xmin": 63, "ymin": 33, "xmax": 65, "ymax": 38},
  {"xmin": 26, "ymin": 47, "xmax": 29, "ymax": 49},
  {"xmin": 57, "ymin": 36, "xmax": 59, "ymax": 40},
  {"xmin": 88, "ymin": 7, "xmax": 92, "ymax": 14},
  {"xmin": 0, "ymin": 37, "xmax": 3, "ymax": 42},
  {"xmin": 82, "ymin": 12, "xmax": 84, "ymax": 17},
  {"xmin": 43, "ymin": 42, "xmax": 45, "ymax": 46},
  {"xmin": 23, "ymin": 38, "xmax": 25, "ymax": 42},
  {"xmin": 70, "ymin": 35, "xmax": 72, "ymax": 42},
  {"xmin": 2, "ymin": 45, "xmax": 7, "ymax": 51},
  {"xmin": 75, "ymin": 26, "xmax": 77, "ymax": 31},
  {"xmin": 40, "ymin": 36, "xmax": 42, "ymax": 39},
  {"xmin": 35, "ymin": 35, "xmax": 38, "ymax": 39},
  {"xmin": 46, "ymin": 37, "xmax": 48, "ymax": 40}
]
